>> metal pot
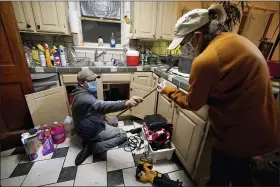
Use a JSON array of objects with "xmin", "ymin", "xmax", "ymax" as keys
[
  {"xmin": 178, "ymin": 56, "xmax": 193, "ymax": 74},
  {"xmin": 147, "ymin": 56, "xmax": 159, "ymax": 65}
]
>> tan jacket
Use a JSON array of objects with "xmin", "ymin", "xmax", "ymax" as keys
[{"xmin": 163, "ymin": 32, "xmax": 280, "ymax": 157}]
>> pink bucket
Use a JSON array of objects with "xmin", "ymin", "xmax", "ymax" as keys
[{"xmin": 51, "ymin": 125, "xmax": 66, "ymax": 144}]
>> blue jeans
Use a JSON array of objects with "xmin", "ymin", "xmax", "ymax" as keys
[{"xmin": 89, "ymin": 116, "xmax": 127, "ymax": 155}]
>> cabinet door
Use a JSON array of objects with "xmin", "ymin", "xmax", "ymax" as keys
[
  {"xmin": 157, "ymin": 2, "xmax": 179, "ymax": 40},
  {"xmin": 132, "ymin": 72, "xmax": 154, "ymax": 87},
  {"xmin": 172, "ymin": 105, "xmax": 206, "ymax": 174},
  {"xmin": 25, "ymin": 86, "xmax": 71, "ymax": 126},
  {"xmin": 130, "ymin": 83, "xmax": 156, "ymax": 119},
  {"xmin": 12, "ymin": 1, "xmax": 36, "ymax": 32},
  {"xmin": 157, "ymin": 94, "xmax": 174, "ymax": 122},
  {"xmin": 31, "ymin": 2, "xmax": 67, "ymax": 33},
  {"xmin": 241, "ymin": 9, "xmax": 271, "ymax": 46},
  {"xmin": 133, "ymin": 2, "xmax": 158, "ymax": 39}
]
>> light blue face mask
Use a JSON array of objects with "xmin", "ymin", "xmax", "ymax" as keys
[{"xmin": 87, "ymin": 81, "xmax": 97, "ymax": 94}]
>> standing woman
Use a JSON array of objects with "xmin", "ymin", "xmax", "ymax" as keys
[{"xmin": 158, "ymin": 4, "xmax": 280, "ymax": 186}]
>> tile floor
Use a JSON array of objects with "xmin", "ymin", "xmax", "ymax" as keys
[{"xmin": 0, "ymin": 120, "xmax": 192, "ymax": 186}]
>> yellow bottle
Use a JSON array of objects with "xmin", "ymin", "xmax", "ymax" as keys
[{"xmin": 43, "ymin": 43, "xmax": 53, "ymax": 67}]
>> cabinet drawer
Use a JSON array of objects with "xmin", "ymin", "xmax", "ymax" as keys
[
  {"xmin": 102, "ymin": 73, "xmax": 131, "ymax": 83},
  {"xmin": 61, "ymin": 74, "xmax": 78, "ymax": 84}
]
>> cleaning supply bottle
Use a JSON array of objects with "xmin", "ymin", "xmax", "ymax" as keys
[
  {"xmin": 43, "ymin": 43, "xmax": 53, "ymax": 67},
  {"xmin": 23, "ymin": 44, "xmax": 31, "ymax": 66},
  {"xmin": 59, "ymin": 45, "xmax": 67, "ymax": 67},
  {"xmin": 110, "ymin": 33, "xmax": 116, "ymax": 48},
  {"xmin": 51, "ymin": 46, "xmax": 60, "ymax": 66},
  {"xmin": 38, "ymin": 44, "xmax": 46, "ymax": 67},
  {"xmin": 31, "ymin": 47, "xmax": 40, "ymax": 66},
  {"xmin": 98, "ymin": 36, "xmax": 104, "ymax": 47}
]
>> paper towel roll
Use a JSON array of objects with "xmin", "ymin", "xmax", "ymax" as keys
[{"xmin": 68, "ymin": 10, "xmax": 79, "ymax": 34}]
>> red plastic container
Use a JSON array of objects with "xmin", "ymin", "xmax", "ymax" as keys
[{"xmin": 126, "ymin": 50, "xmax": 139, "ymax": 66}]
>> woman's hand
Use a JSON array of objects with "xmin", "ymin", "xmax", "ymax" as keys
[{"xmin": 157, "ymin": 81, "xmax": 167, "ymax": 93}]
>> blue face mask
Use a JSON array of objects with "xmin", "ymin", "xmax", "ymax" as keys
[{"xmin": 87, "ymin": 81, "xmax": 97, "ymax": 95}]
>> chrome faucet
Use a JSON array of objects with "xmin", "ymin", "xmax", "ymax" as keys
[{"xmin": 94, "ymin": 49, "xmax": 107, "ymax": 61}]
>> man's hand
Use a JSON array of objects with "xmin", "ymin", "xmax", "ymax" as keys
[
  {"xmin": 125, "ymin": 96, "xmax": 143, "ymax": 107},
  {"xmin": 104, "ymin": 116, "xmax": 118, "ymax": 127},
  {"xmin": 130, "ymin": 96, "xmax": 143, "ymax": 104}
]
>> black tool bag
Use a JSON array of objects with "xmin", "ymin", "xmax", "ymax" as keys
[{"xmin": 144, "ymin": 114, "xmax": 168, "ymax": 131}]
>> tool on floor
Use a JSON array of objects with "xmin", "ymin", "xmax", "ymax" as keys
[
  {"xmin": 136, "ymin": 155, "xmax": 182, "ymax": 187},
  {"xmin": 116, "ymin": 59, "xmax": 179, "ymax": 118},
  {"xmin": 124, "ymin": 135, "xmax": 144, "ymax": 152}
]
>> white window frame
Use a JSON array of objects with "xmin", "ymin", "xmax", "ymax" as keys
[{"xmin": 68, "ymin": 1, "xmax": 131, "ymax": 53}]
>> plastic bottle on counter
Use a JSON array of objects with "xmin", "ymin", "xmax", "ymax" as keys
[
  {"xmin": 23, "ymin": 44, "xmax": 32, "ymax": 66},
  {"xmin": 59, "ymin": 45, "xmax": 67, "ymax": 67},
  {"xmin": 39, "ymin": 51, "xmax": 46, "ymax": 67},
  {"xmin": 98, "ymin": 36, "xmax": 104, "ymax": 47},
  {"xmin": 31, "ymin": 47, "xmax": 40, "ymax": 66},
  {"xmin": 43, "ymin": 43, "xmax": 53, "ymax": 67},
  {"xmin": 110, "ymin": 33, "xmax": 116, "ymax": 48}
]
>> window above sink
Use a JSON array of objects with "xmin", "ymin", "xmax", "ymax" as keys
[{"xmin": 69, "ymin": 1, "xmax": 130, "ymax": 52}]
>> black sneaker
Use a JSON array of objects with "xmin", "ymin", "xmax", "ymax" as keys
[{"xmin": 75, "ymin": 144, "xmax": 92, "ymax": 166}]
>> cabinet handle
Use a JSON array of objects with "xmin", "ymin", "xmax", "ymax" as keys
[
  {"xmin": 37, "ymin": 25, "xmax": 40, "ymax": 30},
  {"xmin": 130, "ymin": 88, "xmax": 133, "ymax": 91},
  {"xmin": 26, "ymin": 24, "xmax": 31, "ymax": 29}
]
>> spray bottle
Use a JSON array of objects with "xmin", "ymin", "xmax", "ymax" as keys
[
  {"xmin": 43, "ymin": 43, "xmax": 53, "ymax": 67},
  {"xmin": 59, "ymin": 45, "xmax": 67, "ymax": 67},
  {"xmin": 37, "ymin": 44, "xmax": 46, "ymax": 67}
]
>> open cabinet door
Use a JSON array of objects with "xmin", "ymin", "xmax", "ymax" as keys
[{"xmin": 25, "ymin": 86, "xmax": 71, "ymax": 126}]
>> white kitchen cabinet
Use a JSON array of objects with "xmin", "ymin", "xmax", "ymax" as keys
[
  {"xmin": 157, "ymin": 2, "xmax": 179, "ymax": 40},
  {"xmin": 12, "ymin": 1, "xmax": 69, "ymax": 34},
  {"xmin": 31, "ymin": 2, "xmax": 68, "ymax": 33},
  {"xmin": 172, "ymin": 105, "xmax": 206, "ymax": 174},
  {"xmin": 157, "ymin": 94, "xmax": 174, "ymax": 122},
  {"xmin": 25, "ymin": 86, "xmax": 71, "ymax": 126},
  {"xmin": 12, "ymin": 1, "xmax": 36, "ymax": 32},
  {"xmin": 131, "ymin": 72, "xmax": 157, "ymax": 88},
  {"xmin": 131, "ymin": 1, "xmax": 179, "ymax": 40},
  {"xmin": 131, "ymin": 2, "xmax": 158, "ymax": 39},
  {"xmin": 130, "ymin": 83, "xmax": 157, "ymax": 119}
]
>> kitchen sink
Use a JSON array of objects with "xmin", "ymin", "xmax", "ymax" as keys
[{"xmin": 71, "ymin": 62, "xmax": 92, "ymax": 66}]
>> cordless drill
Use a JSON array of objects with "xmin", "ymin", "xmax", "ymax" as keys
[{"xmin": 136, "ymin": 158, "xmax": 182, "ymax": 187}]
